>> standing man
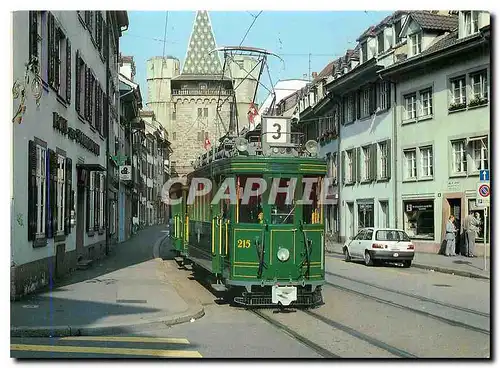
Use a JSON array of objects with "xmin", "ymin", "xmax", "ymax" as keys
[
  {"xmin": 464, "ymin": 210, "xmax": 481, "ymax": 257},
  {"xmin": 445, "ymin": 215, "xmax": 458, "ymax": 257}
]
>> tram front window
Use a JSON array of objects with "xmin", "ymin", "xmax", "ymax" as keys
[
  {"xmin": 302, "ymin": 176, "xmax": 321, "ymax": 224},
  {"xmin": 270, "ymin": 178, "xmax": 295, "ymax": 225},
  {"xmin": 237, "ymin": 176, "xmax": 263, "ymax": 223}
]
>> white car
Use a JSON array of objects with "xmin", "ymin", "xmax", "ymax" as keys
[{"xmin": 343, "ymin": 227, "xmax": 415, "ymax": 268}]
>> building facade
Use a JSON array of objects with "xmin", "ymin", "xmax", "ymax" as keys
[
  {"xmin": 380, "ymin": 11, "xmax": 490, "ymax": 254},
  {"xmin": 11, "ymin": 10, "xmax": 128, "ymax": 299}
]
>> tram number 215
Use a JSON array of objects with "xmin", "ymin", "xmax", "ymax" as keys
[{"xmin": 237, "ymin": 239, "xmax": 251, "ymax": 248}]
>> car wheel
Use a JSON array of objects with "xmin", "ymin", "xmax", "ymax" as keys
[
  {"xmin": 402, "ymin": 260, "xmax": 412, "ymax": 268},
  {"xmin": 343, "ymin": 247, "xmax": 351, "ymax": 262},
  {"xmin": 364, "ymin": 251, "xmax": 374, "ymax": 266}
]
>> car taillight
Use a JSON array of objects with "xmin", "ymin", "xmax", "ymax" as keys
[
  {"xmin": 407, "ymin": 244, "xmax": 415, "ymax": 250},
  {"xmin": 372, "ymin": 243, "xmax": 384, "ymax": 249}
]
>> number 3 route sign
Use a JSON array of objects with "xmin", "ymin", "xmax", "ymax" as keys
[{"xmin": 476, "ymin": 181, "xmax": 490, "ymax": 206}]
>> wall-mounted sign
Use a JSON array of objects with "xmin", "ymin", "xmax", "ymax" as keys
[
  {"xmin": 405, "ymin": 201, "xmax": 433, "ymax": 212},
  {"xmin": 53, "ymin": 112, "xmax": 100, "ymax": 156},
  {"xmin": 119, "ymin": 165, "xmax": 132, "ymax": 181}
]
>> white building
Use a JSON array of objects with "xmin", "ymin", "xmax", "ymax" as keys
[{"xmin": 11, "ymin": 11, "xmax": 128, "ymax": 299}]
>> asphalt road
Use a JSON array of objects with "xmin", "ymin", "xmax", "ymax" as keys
[{"xmin": 11, "ymin": 229, "xmax": 491, "ymax": 359}]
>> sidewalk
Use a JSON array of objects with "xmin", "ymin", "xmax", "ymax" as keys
[
  {"xmin": 325, "ymin": 241, "xmax": 490, "ymax": 280},
  {"xmin": 11, "ymin": 227, "xmax": 204, "ymax": 337}
]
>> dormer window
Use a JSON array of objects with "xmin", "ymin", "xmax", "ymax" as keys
[
  {"xmin": 361, "ymin": 41, "xmax": 368, "ymax": 63},
  {"xmin": 394, "ymin": 18, "xmax": 402, "ymax": 44},
  {"xmin": 463, "ymin": 11, "xmax": 479, "ymax": 36},
  {"xmin": 409, "ymin": 32, "xmax": 422, "ymax": 56},
  {"xmin": 377, "ymin": 32, "xmax": 385, "ymax": 54}
]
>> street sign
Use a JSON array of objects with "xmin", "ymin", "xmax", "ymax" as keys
[
  {"xmin": 480, "ymin": 169, "xmax": 489, "ymax": 181},
  {"xmin": 476, "ymin": 181, "xmax": 490, "ymax": 206},
  {"xmin": 119, "ymin": 165, "xmax": 132, "ymax": 181}
]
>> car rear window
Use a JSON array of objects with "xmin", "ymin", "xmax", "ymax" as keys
[{"xmin": 375, "ymin": 230, "xmax": 410, "ymax": 242}]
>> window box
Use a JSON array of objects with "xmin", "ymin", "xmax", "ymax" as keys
[
  {"xmin": 468, "ymin": 97, "xmax": 488, "ymax": 108},
  {"xmin": 448, "ymin": 102, "xmax": 467, "ymax": 111}
]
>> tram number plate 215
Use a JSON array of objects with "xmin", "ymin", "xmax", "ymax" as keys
[{"xmin": 237, "ymin": 239, "xmax": 251, "ymax": 248}]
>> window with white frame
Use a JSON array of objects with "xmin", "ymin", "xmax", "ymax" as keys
[
  {"xmin": 56, "ymin": 154, "xmax": 66, "ymax": 234},
  {"xmin": 377, "ymin": 32, "xmax": 385, "ymax": 54},
  {"xmin": 99, "ymin": 173, "xmax": 104, "ymax": 228},
  {"xmin": 450, "ymin": 76, "xmax": 466, "ymax": 105},
  {"xmin": 378, "ymin": 82, "xmax": 388, "ymax": 111},
  {"xmin": 361, "ymin": 41, "xmax": 368, "ymax": 63},
  {"xmin": 420, "ymin": 146, "xmax": 433, "ymax": 178},
  {"xmin": 344, "ymin": 94, "xmax": 354, "ymax": 123},
  {"xmin": 470, "ymin": 137, "xmax": 488, "ymax": 171},
  {"xmin": 471, "ymin": 70, "xmax": 488, "ymax": 100},
  {"xmin": 410, "ymin": 33, "xmax": 421, "ymax": 56},
  {"xmin": 404, "ymin": 149, "xmax": 417, "ymax": 179},
  {"xmin": 89, "ymin": 171, "xmax": 95, "ymax": 229},
  {"xmin": 420, "ymin": 88, "xmax": 433, "ymax": 116},
  {"xmin": 345, "ymin": 150, "xmax": 353, "ymax": 183},
  {"xmin": 379, "ymin": 141, "xmax": 388, "ymax": 179},
  {"xmin": 463, "ymin": 11, "xmax": 479, "ymax": 36},
  {"xmin": 404, "ymin": 93, "xmax": 416, "ymax": 120},
  {"xmin": 451, "ymin": 139, "xmax": 467, "ymax": 173},
  {"xmin": 36, "ymin": 145, "xmax": 47, "ymax": 236},
  {"xmin": 362, "ymin": 89, "xmax": 370, "ymax": 118},
  {"xmin": 362, "ymin": 146, "xmax": 371, "ymax": 181}
]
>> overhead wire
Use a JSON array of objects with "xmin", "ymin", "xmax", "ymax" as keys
[
  {"xmin": 239, "ymin": 11, "xmax": 263, "ymax": 46},
  {"xmin": 156, "ymin": 11, "xmax": 169, "ymax": 104}
]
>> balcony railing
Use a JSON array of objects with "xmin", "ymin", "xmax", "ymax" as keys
[{"xmin": 172, "ymin": 88, "xmax": 233, "ymax": 96}]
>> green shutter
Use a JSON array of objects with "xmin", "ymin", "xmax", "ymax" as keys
[
  {"xmin": 29, "ymin": 11, "xmax": 38, "ymax": 62},
  {"xmin": 371, "ymin": 143, "xmax": 377, "ymax": 181},
  {"xmin": 75, "ymin": 51, "xmax": 80, "ymax": 113},
  {"xmin": 356, "ymin": 147, "xmax": 361, "ymax": 183},
  {"xmin": 65, "ymin": 157, "xmax": 72, "ymax": 235},
  {"xmin": 86, "ymin": 171, "xmax": 91, "ymax": 233},
  {"xmin": 66, "ymin": 39, "xmax": 71, "ymax": 103},
  {"xmin": 386, "ymin": 139, "xmax": 392, "ymax": 179}
]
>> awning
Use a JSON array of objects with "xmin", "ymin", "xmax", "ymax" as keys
[{"xmin": 77, "ymin": 163, "xmax": 106, "ymax": 171}]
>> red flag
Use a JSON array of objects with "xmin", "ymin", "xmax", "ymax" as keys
[
  {"xmin": 204, "ymin": 137, "xmax": 211, "ymax": 150},
  {"xmin": 247, "ymin": 102, "xmax": 258, "ymax": 125}
]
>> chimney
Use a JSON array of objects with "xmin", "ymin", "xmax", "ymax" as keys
[{"xmin": 312, "ymin": 72, "xmax": 318, "ymax": 79}]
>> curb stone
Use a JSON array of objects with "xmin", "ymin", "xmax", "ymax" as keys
[
  {"xmin": 325, "ymin": 249, "xmax": 489, "ymax": 280},
  {"xmin": 10, "ymin": 305, "xmax": 205, "ymax": 338}
]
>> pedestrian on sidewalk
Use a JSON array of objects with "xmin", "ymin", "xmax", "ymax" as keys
[
  {"xmin": 463, "ymin": 210, "xmax": 480, "ymax": 257},
  {"xmin": 445, "ymin": 215, "xmax": 458, "ymax": 257}
]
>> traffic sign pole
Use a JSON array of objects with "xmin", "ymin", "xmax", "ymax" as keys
[{"xmin": 484, "ymin": 207, "xmax": 488, "ymax": 271}]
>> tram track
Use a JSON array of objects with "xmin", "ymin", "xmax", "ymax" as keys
[
  {"xmin": 323, "ymin": 277, "xmax": 490, "ymax": 336},
  {"xmin": 325, "ymin": 271, "xmax": 490, "ymax": 318}
]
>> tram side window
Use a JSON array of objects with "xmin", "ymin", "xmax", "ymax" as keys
[
  {"xmin": 237, "ymin": 176, "xmax": 263, "ymax": 223},
  {"xmin": 302, "ymin": 177, "xmax": 322, "ymax": 224},
  {"xmin": 270, "ymin": 177, "xmax": 295, "ymax": 225}
]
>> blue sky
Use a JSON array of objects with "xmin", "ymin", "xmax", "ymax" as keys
[{"xmin": 120, "ymin": 11, "xmax": 393, "ymax": 106}]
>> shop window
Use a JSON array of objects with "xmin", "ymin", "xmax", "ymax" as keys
[
  {"xmin": 467, "ymin": 200, "xmax": 489, "ymax": 242},
  {"xmin": 357, "ymin": 202, "xmax": 374, "ymax": 229},
  {"xmin": 403, "ymin": 200, "xmax": 435, "ymax": 240}
]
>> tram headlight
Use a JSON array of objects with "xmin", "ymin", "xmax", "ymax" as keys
[
  {"xmin": 277, "ymin": 247, "xmax": 290, "ymax": 262},
  {"xmin": 235, "ymin": 137, "xmax": 248, "ymax": 152}
]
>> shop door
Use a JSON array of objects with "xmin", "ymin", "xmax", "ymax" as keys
[{"xmin": 447, "ymin": 198, "xmax": 461, "ymax": 254}]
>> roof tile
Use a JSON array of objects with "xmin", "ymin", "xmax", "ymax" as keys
[{"xmin": 409, "ymin": 11, "xmax": 458, "ymax": 31}]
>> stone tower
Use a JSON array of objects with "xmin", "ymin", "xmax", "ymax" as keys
[{"xmin": 146, "ymin": 11, "xmax": 258, "ymax": 177}]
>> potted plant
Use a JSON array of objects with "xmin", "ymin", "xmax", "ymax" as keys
[
  {"xmin": 468, "ymin": 96, "xmax": 488, "ymax": 107},
  {"xmin": 448, "ymin": 102, "xmax": 467, "ymax": 111}
]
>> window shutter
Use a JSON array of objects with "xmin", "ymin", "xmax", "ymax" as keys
[
  {"xmin": 66, "ymin": 40, "xmax": 71, "ymax": 103},
  {"xmin": 386, "ymin": 139, "xmax": 392, "ymax": 179},
  {"xmin": 341, "ymin": 151, "xmax": 345, "ymax": 185},
  {"xmin": 86, "ymin": 171, "xmax": 91, "ymax": 232},
  {"xmin": 370, "ymin": 83, "xmax": 377, "ymax": 114},
  {"xmin": 85, "ymin": 67, "xmax": 90, "ymax": 120},
  {"xmin": 64, "ymin": 157, "xmax": 72, "ymax": 235},
  {"xmin": 371, "ymin": 143, "xmax": 377, "ymax": 181},
  {"xmin": 29, "ymin": 11, "xmax": 38, "ymax": 61},
  {"xmin": 356, "ymin": 92, "xmax": 361, "ymax": 120},
  {"xmin": 47, "ymin": 12, "xmax": 54, "ymax": 85},
  {"xmin": 387, "ymin": 82, "xmax": 392, "ymax": 109},
  {"xmin": 54, "ymin": 30, "xmax": 60, "ymax": 90},
  {"xmin": 28, "ymin": 140, "xmax": 37, "ymax": 241},
  {"xmin": 45, "ymin": 149, "xmax": 54, "ymax": 238},
  {"xmin": 356, "ymin": 147, "xmax": 362, "ymax": 183},
  {"xmin": 75, "ymin": 51, "xmax": 80, "ymax": 113}
]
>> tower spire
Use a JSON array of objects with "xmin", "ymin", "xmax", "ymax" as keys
[{"xmin": 181, "ymin": 11, "xmax": 222, "ymax": 76}]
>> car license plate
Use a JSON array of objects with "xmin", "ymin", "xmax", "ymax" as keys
[
  {"xmin": 272, "ymin": 285, "xmax": 297, "ymax": 306},
  {"xmin": 393, "ymin": 253, "xmax": 399, "ymax": 257}
]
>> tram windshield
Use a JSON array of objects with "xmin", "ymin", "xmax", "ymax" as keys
[
  {"xmin": 302, "ymin": 176, "xmax": 322, "ymax": 224},
  {"xmin": 270, "ymin": 178, "xmax": 295, "ymax": 225},
  {"xmin": 237, "ymin": 176, "xmax": 263, "ymax": 223}
]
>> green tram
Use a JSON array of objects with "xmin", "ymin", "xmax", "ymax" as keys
[{"xmin": 169, "ymin": 117, "xmax": 327, "ymax": 308}]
